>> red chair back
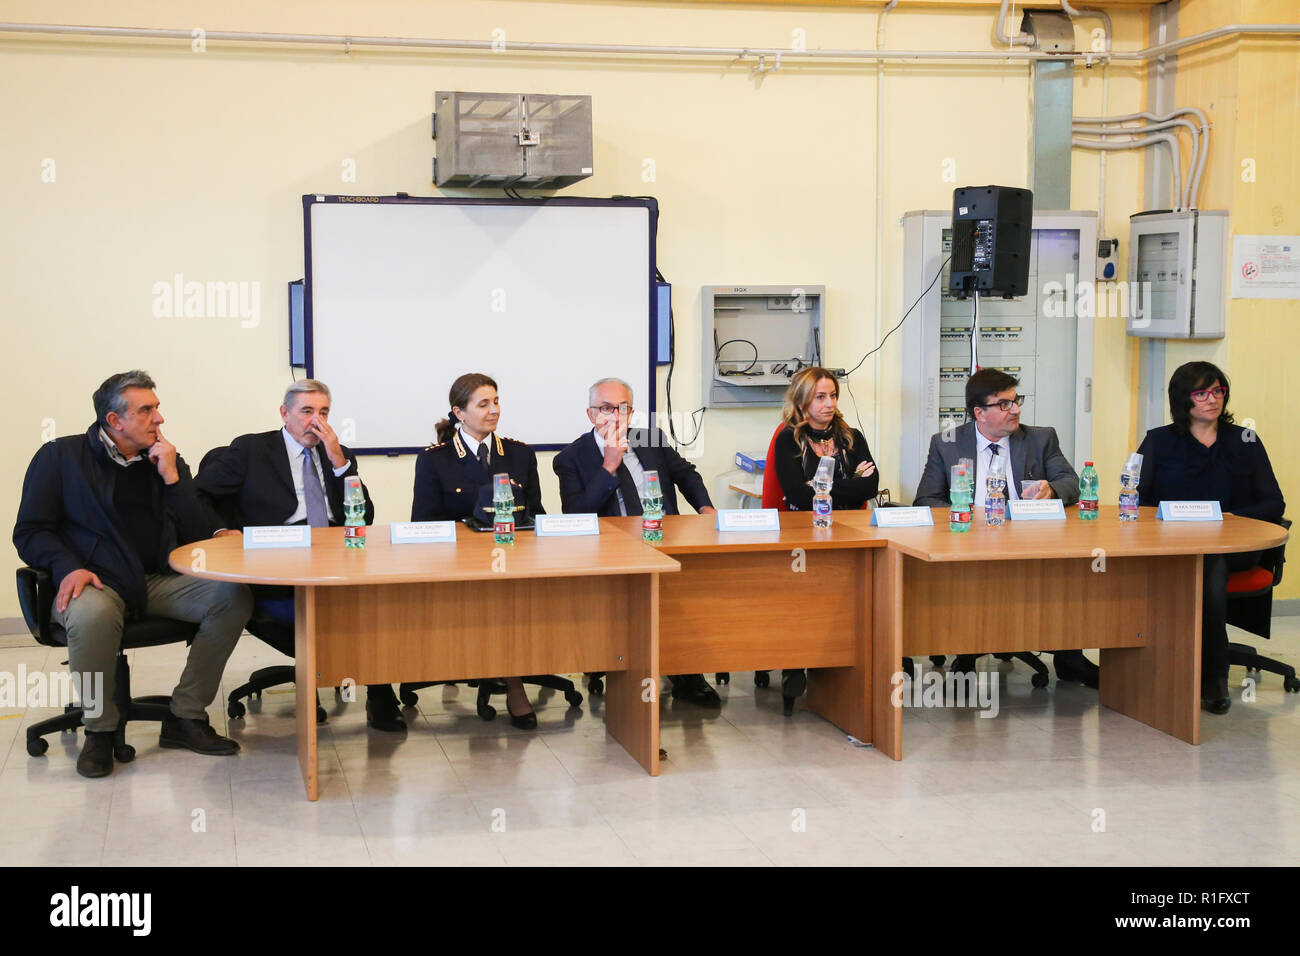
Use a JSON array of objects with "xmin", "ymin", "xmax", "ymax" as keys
[{"xmin": 760, "ymin": 424, "xmax": 787, "ymax": 510}]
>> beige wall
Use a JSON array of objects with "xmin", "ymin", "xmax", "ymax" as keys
[{"xmin": 1, "ymin": 0, "xmax": 1180, "ymax": 618}]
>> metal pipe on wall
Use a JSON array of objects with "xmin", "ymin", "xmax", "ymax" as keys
[
  {"xmin": 1077, "ymin": 109, "xmax": 1210, "ymax": 211},
  {"xmin": 1071, "ymin": 133, "xmax": 1183, "ymax": 213},
  {"xmin": 1072, "ymin": 117, "xmax": 1200, "ymax": 209},
  {"xmin": 1061, "ymin": 0, "xmax": 1113, "ymax": 53}
]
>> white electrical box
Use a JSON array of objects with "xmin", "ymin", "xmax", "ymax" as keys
[
  {"xmin": 701, "ymin": 285, "xmax": 825, "ymax": 407},
  {"xmin": 899, "ymin": 210, "xmax": 1097, "ymax": 504},
  {"xmin": 1127, "ymin": 210, "xmax": 1228, "ymax": 339}
]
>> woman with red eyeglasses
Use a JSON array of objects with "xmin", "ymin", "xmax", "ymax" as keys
[{"xmin": 1138, "ymin": 361, "xmax": 1285, "ymax": 715}]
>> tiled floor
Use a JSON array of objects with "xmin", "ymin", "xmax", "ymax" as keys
[{"xmin": 3, "ymin": 620, "xmax": 1299, "ymax": 866}]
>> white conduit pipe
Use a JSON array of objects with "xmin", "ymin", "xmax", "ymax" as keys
[
  {"xmin": 1077, "ymin": 109, "xmax": 1210, "ymax": 210},
  {"xmin": 1061, "ymin": 0, "xmax": 1113, "ymax": 54},
  {"xmin": 1072, "ymin": 134, "xmax": 1183, "ymax": 212},
  {"xmin": 996, "ymin": 0, "xmax": 1035, "ymax": 47},
  {"xmin": 874, "ymin": 0, "xmax": 898, "ymax": 462},
  {"xmin": 1, "ymin": 20, "xmax": 1296, "ymax": 64},
  {"xmin": 1072, "ymin": 118, "xmax": 1199, "ymax": 209}
]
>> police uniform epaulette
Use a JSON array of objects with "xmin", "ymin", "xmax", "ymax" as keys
[
  {"xmin": 500, "ymin": 436, "xmax": 527, "ymax": 445},
  {"xmin": 425, "ymin": 441, "xmax": 446, "ymax": 451}
]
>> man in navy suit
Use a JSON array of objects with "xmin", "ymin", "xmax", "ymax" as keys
[
  {"xmin": 553, "ymin": 377, "xmax": 721, "ymax": 705},
  {"xmin": 194, "ymin": 381, "xmax": 401, "ymax": 731}
]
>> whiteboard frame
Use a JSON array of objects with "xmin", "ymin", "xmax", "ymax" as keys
[{"xmin": 301, "ymin": 193, "xmax": 659, "ymax": 454}]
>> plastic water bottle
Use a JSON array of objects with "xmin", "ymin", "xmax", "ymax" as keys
[
  {"xmin": 641, "ymin": 470, "xmax": 664, "ymax": 542},
  {"xmin": 984, "ymin": 456, "xmax": 1007, "ymax": 527},
  {"xmin": 1079, "ymin": 461, "xmax": 1100, "ymax": 520},
  {"xmin": 1119, "ymin": 452, "xmax": 1142, "ymax": 522},
  {"xmin": 343, "ymin": 476, "xmax": 366, "ymax": 549},
  {"xmin": 812, "ymin": 456, "xmax": 835, "ymax": 528},
  {"xmin": 493, "ymin": 473, "xmax": 515, "ymax": 544},
  {"xmin": 949, "ymin": 465, "xmax": 972, "ymax": 533}
]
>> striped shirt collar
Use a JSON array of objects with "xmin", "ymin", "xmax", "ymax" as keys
[{"xmin": 97, "ymin": 426, "xmax": 145, "ymax": 467}]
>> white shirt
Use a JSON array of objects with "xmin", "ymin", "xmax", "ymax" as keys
[
  {"xmin": 973, "ymin": 429, "xmax": 1019, "ymax": 509},
  {"xmin": 592, "ymin": 427, "xmax": 645, "ymax": 516},
  {"xmin": 282, "ymin": 427, "xmax": 350, "ymax": 524},
  {"xmin": 458, "ymin": 424, "xmax": 495, "ymax": 466}
]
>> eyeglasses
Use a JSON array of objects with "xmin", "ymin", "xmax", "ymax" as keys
[
  {"xmin": 589, "ymin": 402, "xmax": 630, "ymax": 416},
  {"xmin": 1191, "ymin": 386, "xmax": 1227, "ymax": 403},
  {"xmin": 978, "ymin": 395, "xmax": 1025, "ymax": 412}
]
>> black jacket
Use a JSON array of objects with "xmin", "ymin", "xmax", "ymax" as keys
[
  {"xmin": 552, "ymin": 428, "xmax": 713, "ymax": 517},
  {"xmin": 1137, "ymin": 423, "xmax": 1285, "ymax": 523},
  {"xmin": 13, "ymin": 423, "xmax": 222, "ymax": 616},
  {"xmin": 412, "ymin": 430, "xmax": 545, "ymax": 521},
  {"xmin": 195, "ymin": 429, "xmax": 375, "ymax": 528},
  {"xmin": 773, "ymin": 425, "xmax": 879, "ymax": 511}
]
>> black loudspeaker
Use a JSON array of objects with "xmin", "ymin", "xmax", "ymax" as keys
[{"xmin": 948, "ymin": 185, "xmax": 1033, "ymax": 299}]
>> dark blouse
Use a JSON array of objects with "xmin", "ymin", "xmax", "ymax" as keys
[
  {"xmin": 773, "ymin": 425, "xmax": 879, "ymax": 511},
  {"xmin": 1136, "ymin": 423, "xmax": 1284, "ymax": 523}
]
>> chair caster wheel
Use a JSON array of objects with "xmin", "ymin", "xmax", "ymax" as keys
[
  {"xmin": 715, "ymin": 673, "xmax": 730, "ymax": 685},
  {"xmin": 477, "ymin": 703, "xmax": 496, "ymax": 721},
  {"xmin": 1284, "ymin": 676, "xmax": 1300, "ymax": 693},
  {"xmin": 930, "ymin": 656, "xmax": 946, "ymax": 668},
  {"xmin": 228, "ymin": 701, "xmax": 246, "ymax": 719},
  {"xmin": 565, "ymin": 690, "xmax": 584, "ymax": 708},
  {"xmin": 316, "ymin": 706, "xmax": 327, "ymax": 723},
  {"xmin": 1031, "ymin": 672, "xmax": 1049, "ymax": 689},
  {"xmin": 782, "ymin": 695, "xmax": 795, "ymax": 717},
  {"xmin": 252, "ymin": 690, "xmax": 261, "ymax": 700},
  {"xmin": 27, "ymin": 737, "xmax": 48, "ymax": 757},
  {"xmin": 754, "ymin": 671, "xmax": 770, "ymax": 689},
  {"xmin": 114, "ymin": 744, "xmax": 136, "ymax": 763},
  {"xmin": 588, "ymin": 677, "xmax": 604, "ymax": 696},
  {"xmin": 399, "ymin": 689, "xmax": 418, "ymax": 707}
]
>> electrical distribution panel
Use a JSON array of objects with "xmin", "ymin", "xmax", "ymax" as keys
[
  {"xmin": 1127, "ymin": 210, "xmax": 1227, "ymax": 339},
  {"xmin": 899, "ymin": 210, "xmax": 1097, "ymax": 504},
  {"xmin": 432, "ymin": 91, "xmax": 593, "ymax": 188},
  {"xmin": 701, "ymin": 285, "xmax": 825, "ymax": 408}
]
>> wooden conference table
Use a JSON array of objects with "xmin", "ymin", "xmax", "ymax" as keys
[
  {"xmin": 171, "ymin": 527, "xmax": 678, "ymax": 800},
  {"xmin": 174, "ymin": 509, "xmax": 1286, "ymax": 798}
]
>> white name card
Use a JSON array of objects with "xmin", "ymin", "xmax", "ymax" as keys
[
  {"xmin": 242, "ymin": 525, "xmax": 312, "ymax": 549},
  {"xmin": 870, "ymin": 507, "xmax": 934, "ymax": 527},
  {"xmin": 390, "ymin": 521, "xmax": 457, "ymax": 543},
  {"xmin": 715, "ymin": 508, "xmax": 781, "ymax": 532},
  {"xmin": 1007, "ymin": 499, "xmax": 1067, "ymax": 521},
  {"xmin": 1157, "ymin": 500, "xmax": 1223, "ymax": 521},
  {"xmin": 534, "ymin": 514, "xmax": 601, "ymax": 537}
]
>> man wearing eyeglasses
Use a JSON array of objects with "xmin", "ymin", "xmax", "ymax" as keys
[
  {"xmin": 913, "ymin": 369, "xmax": 1097, "ymax": 687},
  {"xmin": 553, "ymin": 377, "xmax": 721, "ymax": 705}
]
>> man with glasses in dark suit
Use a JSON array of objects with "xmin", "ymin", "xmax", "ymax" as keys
[
  {"xmin": 553, "ymin": 377, "xmax": 721, "ymax": 705},
  {"xmin": 913, "ymin": 368, "xmax": 1096, "ymax": 687}
]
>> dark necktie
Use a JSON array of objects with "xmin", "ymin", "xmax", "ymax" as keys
[
  {"xmin": 615, "ymin": 462, "xmax": 642, "ymax": 516},
  {"xmin": 477, "ymin": 442, "xmax": 490, "ymax": 470},
  {"xmin": 302, "ymin": 450, "xmax": 329, "ymax": 527}
]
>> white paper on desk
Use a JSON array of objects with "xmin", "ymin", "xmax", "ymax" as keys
[
  {"xmin": 390, "ymin": 521, "xmax": 457, "ymax": 543},
  {"xmin": 243, "ymin": 525, "xmax": 312, "ymax": 549}
]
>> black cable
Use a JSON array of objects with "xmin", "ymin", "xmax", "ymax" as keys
[
  {"xmin": 844, "ymin": 255, "xmax": 952, "ymax": 378},
  {"xmin": 714, "ymin": 336, "xmax": 759, "ymax": 374},
  {"xmin": 844, "ymin": 376, "xmax": 867, "ymax": 436},
  {"xmin": 660, "ymin": 266, "xmax": 705, "ymax": 447}
]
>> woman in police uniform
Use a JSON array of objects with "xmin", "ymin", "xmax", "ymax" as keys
[{"xmin": 412, "ymin": 372, "xmax": 545, "ymax": 728}]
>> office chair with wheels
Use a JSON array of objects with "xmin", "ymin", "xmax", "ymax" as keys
[
  {"xmin": 1227, "ymin": 517, "xmax": 1297, "ymax": 692},
  {"xmin": 399, "ymin": 676, "xmax": 583, "ymax": 719},
  {"xmin": 224, "ymin": 615, "xmax": 328, "ymax": 723},
  {"xmin": 16, "ymin": 566, "xmax": 196, "ymax": 763}
]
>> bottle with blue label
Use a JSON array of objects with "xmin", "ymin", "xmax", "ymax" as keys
[
  {"xmin": 949, "ymin": 464, "xmax": 972, "ymax": 533},
  {"xmin": 812, "ymin": 456, "xmax": 835, "ymax": 529},
  {"xmin": 493, "ymin": 473, "xmax": 515, "ymax": 544},
  {"xmin": 1118, "ymin": 452, "xmax": 1142, "ymax": 522},
  {"xmin": 984, "ymin": 454, "xmax": 1007, "ymax": 527},
  {"xmin": 1079, "ymin": 461, "xmax": 1100, "ymax": 520},
  {"xmin": 343, "ymin": 475, "xmax": 366, "ymax": 549},
  {"xmin": 641, "ymin": 470, "xmax": 664, "ymax": 542}
]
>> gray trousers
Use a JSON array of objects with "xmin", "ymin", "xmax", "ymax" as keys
[{"xmin": 52, "ymin": 573, "xmax": 251, "ymax": 732}]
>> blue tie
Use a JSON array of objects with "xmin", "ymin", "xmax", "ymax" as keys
[{"xmin": 302, "ymin": 450, "xmax": 329, "ymax": 527}]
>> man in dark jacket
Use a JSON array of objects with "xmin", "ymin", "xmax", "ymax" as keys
[
  {"xmin": 553, "ymin": 377, "xmax": 721, "ymax": 705},
  {"xmin": 13, "ymin": 371, "xmax": 252, "ymax": 778},
  {"xmin": 194, "ymin": 380, "xmax": 400, "ymax": 731}
]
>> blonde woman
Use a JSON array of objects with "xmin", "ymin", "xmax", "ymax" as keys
[{"xmin": 773, "ymin": 367, "xmax": 879, "ymax": 512}]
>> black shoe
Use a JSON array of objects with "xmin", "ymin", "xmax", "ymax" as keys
[
  {"xmin": 159, "ymin": 715, "xmax": 240, "ymax": 755},
  {"xmin": 76, "ymin": 730, "xmax": 115, "ymax": 778},
  {"xmin": 1054, "ymin": 651, "xmax": 1100, "ymax": 689},
  {"xmin": 365, "ymin": 685, "xmax": 406, "ymax": 733},
  {"xmin": 1201, "ymin": 696, "xmax": 1231, "ymax": 715},
  {"xmin": 508, "ymin": 709, "xmax": 538, "ymax": 730},
  {"xmin": 950, "ymin": 654, "xmax": 978, "ymax": 674},
  {"xmin": 669, "ymin": 674, "xmax": 721, "ymax": 706},
  {"xmin": 781, "ymin": 669, "xmax": 807, "ymax": 716},
  {"xmin": 1201, "ymin": 675, "xmax": 1230, "ymax": 715}
]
